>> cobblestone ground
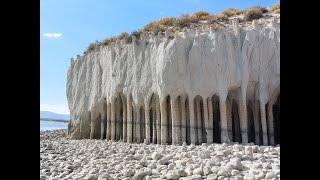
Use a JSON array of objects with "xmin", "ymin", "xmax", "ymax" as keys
[{"xmin": 40, "ymin": 130, "xmax": 280, "ymax": 180}]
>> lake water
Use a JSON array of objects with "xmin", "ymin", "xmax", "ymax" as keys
[{"xmin": 40, "ymin": 120, "xmax": 68, "ymax": 131}]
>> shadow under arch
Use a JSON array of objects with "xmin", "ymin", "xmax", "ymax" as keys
[
  {"xmin": 211, "ymin": 94, "xmax": 221, "ymax": 143},
  {"xmin": 247, "ymin": 101, "xmax": 255, "ymax": 143},
  {"xmin": 100, "ymin": 98, "xmax": 108, "ymax": 140},
  {"xmin": 114, "ymin": 94, "xmax": 124, "ymax": 141},
  {"xmin": 139, "ymin": 105, "xmax": 146, "ymax": 142},
  {"xmin": 193, "ymin": 95, "xmax": 206, "ymax": 144},
  {"xmin": 127, "ymin": 94, "xmax": 134, "ymax": 142},
  {"xmin": 166, "ymin": 95, "xmax": 172, "ymax": 145},
  {"xmin": 183, "ymin": 96, "xmax": 191, "ymax": 145},
  {"xmin": 149, "ymin": 93, "xmax": 161, "ymax": 144},
  {"xmin": 273, "ymin": 94, "xmax": 280, "ymax": 145},
  {"xmin": 226, "ymin": 88, "xmax": 242, "ymax": 143}
]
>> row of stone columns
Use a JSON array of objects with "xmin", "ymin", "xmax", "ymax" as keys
[{"xmin": 89, "ymin": 93, "xmax": 279, "ymax": 146}]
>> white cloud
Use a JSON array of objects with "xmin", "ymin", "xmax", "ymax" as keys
[
  {"xmin": 42, "ymin": 33, "xmax": 63, "ymax": 39},
  {"xmin": 40, "ymin": 103, "xmax": 70, "ymax": 114}
]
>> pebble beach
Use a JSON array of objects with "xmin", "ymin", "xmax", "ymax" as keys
[{"xmin": 40, "ymin": 130, "xmax": 280, "ymax": 180}]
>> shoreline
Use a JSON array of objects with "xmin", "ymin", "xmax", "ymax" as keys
[
  {"xmin": 40, "ymin": 120, "xmax": 68, "ymax": 132},
  {"xmin": 40, "ymin": 118, "xmax": 69, "ymax": 123},
  {"xmin": 40, "ymin": 128, "xmax": 67, "ymax": 133},
  {"xmin": 40, "ymin": 130, "xmax": 280, "ymax": 180}
]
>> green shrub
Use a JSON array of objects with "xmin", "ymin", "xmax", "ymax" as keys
[
  {"xmin": 222, "ymin": 8, "xmax": 241, "ymax": 17},
  {"xmin": 244, "ymin": 7, "xmax": 263, "ymax": 21}
]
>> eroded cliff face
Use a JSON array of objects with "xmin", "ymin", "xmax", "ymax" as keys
[{"xmin": 67, "ymin": 17, "xmax": 279, "ymax": 142}]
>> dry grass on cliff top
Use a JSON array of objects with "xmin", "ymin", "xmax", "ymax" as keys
[
  {"xmin": 83, "ymin": 4, "xmax": 279, "ymax": 55},
  {"xmin": 271, "ymin": 4, "xmax": 280, "ymax": 14}
]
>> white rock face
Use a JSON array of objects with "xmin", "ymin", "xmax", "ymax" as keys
[{"xmin": 67, "ymin": 17, "xmax": 280, "ymax": 140}]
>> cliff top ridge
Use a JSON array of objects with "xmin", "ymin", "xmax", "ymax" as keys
[{"xmin": 72, "ymin": 3, "xmax": 279, "ymax": 60}]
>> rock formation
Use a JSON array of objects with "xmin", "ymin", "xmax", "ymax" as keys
[{"xmin": 67, "ymin": 16, "xmax": 280, "ymax": 146}]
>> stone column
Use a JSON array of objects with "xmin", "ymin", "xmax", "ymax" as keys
[
  {"xmin": 67, "ymin": 122, "xmax": 71, "ymax": 136},
  {"xmin": 238, "ymin": 102, "xmax": 248, "ymax": 144},
  {"xmin": 181, "ymin": 96, "xmax": 187, "ymax": 143},
  {"xmin": 100, "ymin": 111, "xmax": 106, "ymax": 139},
  {"xmin": 152, "ymin": 109, "xmax": 157, "ymax": 143},
  {"xmin": 204, "ymin": 98, "xmax": 213, "ymax": 144},
  {"xmin": 189, "ymin": 98, "xmax": 197, "ymax": 144},
  {"xmin": 267, "ymin": 103, "xmax": 275, "ymax": 146},
  {"xmin": 260, "ymin": 102, "xmax": 269, "ymax": 146},
  {"xmin": 177, "ymin": 98, "xmax": 182, "ymax": 144},
  {"xmin": 136, "ymin": 107, "xmax": 141, "ymax": 143},
  {"xmin": 145, "ymin": 103, "xmax": 150, "ymax": 144},
  {"xmin": 127, "ymin": 98, "xmax": 132, "ymax": 143},
  {"xmin": 253, "ymin": 101, "xmax": 260, "ymax": 145},
  {"xmin": 208, "ymin": 97, "xmax": 214, "ymax": 143},
  {"xmin": 171, "ymin": 97, "xmax": 180, "ymax": 145},
  {"xmin": 90, "ymin": 110, "xmax": 95, "ymax": 139},
  {"xmin": 116, "ymin": 100, "xmax": 121, "ymax": 140},
  {"xmin": 156, "ymin": 102, "xmax": 161, "ymax": 144},
  {"xmin": 141, "ymin": 107, "xmax": 145, "ymax": 141},
  {"xmin": 160, "ymin": 100, "xmax": 168, "ymax": 144},
  {"xmin": 111, "ymin": 101, "xmax": 116, "ymax": 141},
  {"xmin": 80, "ymin": 111, "xmax": 91, "ymax": 139},
  {"xmin": 220, "ymin": 100, "xmax": 230, "ymax": 143},
  {"xmin": 226, "ymin": 101, "xmax": 233, "ymax": 142},
  {"xmin": 132, "ymin": 106, "xmax": 136, "ymax": 142},
  {"xmin": 123, "ymin": 98, "xmax": 127, "ymax": 142},
  {"xmin": 96, "ymin": 115, "xmax": 101, "ymax": 139},
  {"xmin": 106, "ymin": 103, "xmax": 111, "ymax": 140},
  {"xmin": 196, "ymin": 98, "xmax": 202, "ymax": 144}
]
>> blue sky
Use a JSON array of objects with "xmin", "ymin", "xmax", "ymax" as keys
[{"xmin": 40, "ymin": 0, "xmax": 277, "ymax": 114}]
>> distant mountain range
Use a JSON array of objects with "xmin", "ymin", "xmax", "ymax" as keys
[{"xmin": 40, "ymin": 111, "xmax": 70, "ymax": 120}]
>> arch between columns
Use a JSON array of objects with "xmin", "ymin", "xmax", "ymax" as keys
[
  {"xmin": 247, "ymin": 101, "xmax": 255, "ymax": 143},
  {"xmin": 226, "ymin": 89, "xmax": 242, "ymax": 143},
  {"xmin": 166, "ymin": 95, "xmax": 172, "ymax": 145},
  {"xmin": 148, "ymin": 93, "xmax": 160, "ymax": 144},
  {"xmin": 273, "ymin": 94, "xmax": 280, "ymax": 145},
  {"xmin": 211, "ymin": 95, "xmax": 221, "ymax": 143},
  {"xmin": 85, "ymin": 89, "xmax": 279, "ymax": 146}
]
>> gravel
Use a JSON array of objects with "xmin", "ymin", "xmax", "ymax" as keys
[{"xmin": 40, "ymin": 130, "xmax": 280, "ymax": 180}]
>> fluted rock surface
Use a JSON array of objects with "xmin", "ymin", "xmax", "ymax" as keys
[{"xmin": 67, "ymin": 17, "xmax": 280, "ymax": 142}]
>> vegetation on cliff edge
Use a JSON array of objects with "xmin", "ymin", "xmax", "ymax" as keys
[{"xmin": 82, "ymin": 3, "xmax": 279, "ymax": 55}]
